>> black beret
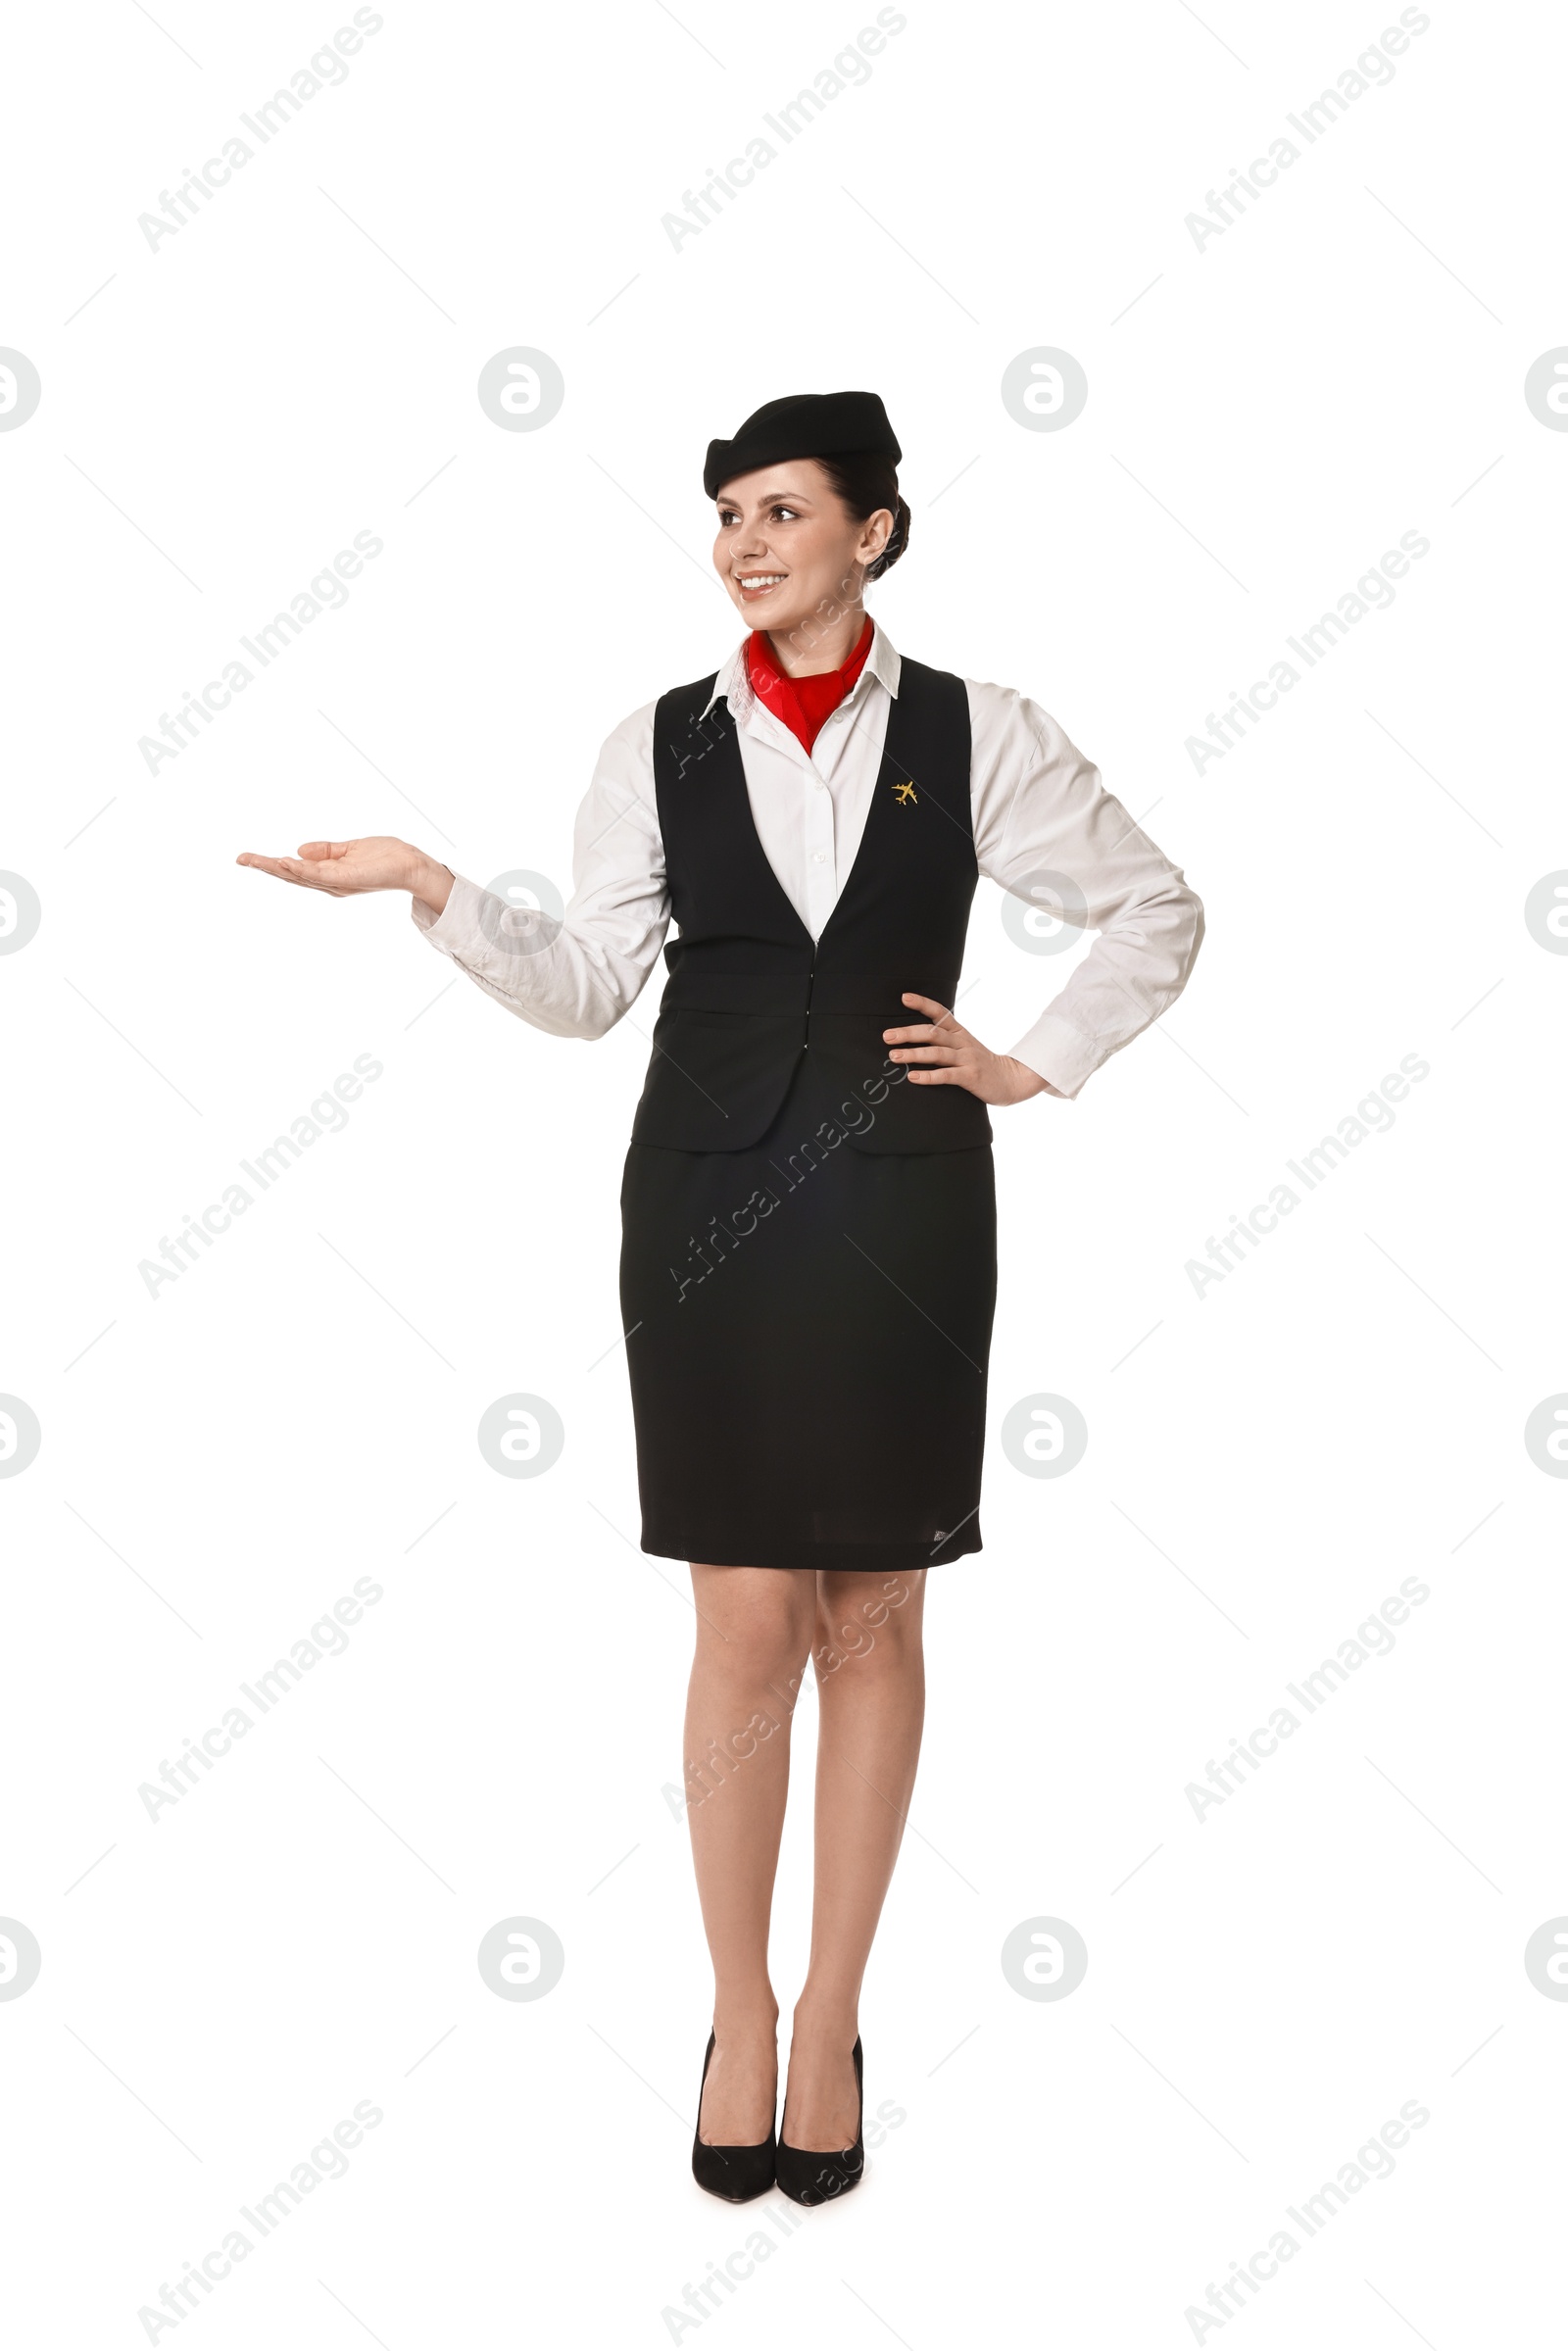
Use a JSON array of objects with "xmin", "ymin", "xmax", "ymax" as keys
[{"xmin": 704, "ymin": 390, "xmax": 902, "ymax": 499}]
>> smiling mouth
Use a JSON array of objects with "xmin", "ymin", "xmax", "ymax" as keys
[{"xmin": 735, "ymin": 572, "xmax": 787, "ymax": 596}]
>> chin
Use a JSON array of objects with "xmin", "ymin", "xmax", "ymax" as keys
[{"xmin": 735, "ymin": 596, "xmax": 812, "ymax": 636}]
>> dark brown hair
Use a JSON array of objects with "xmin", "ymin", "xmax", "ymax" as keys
[{"xmin": 812, "ymin": 449, "xmax": 910, "ymax": 580}]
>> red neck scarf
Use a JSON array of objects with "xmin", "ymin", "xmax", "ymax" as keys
[{"xmin": 744, "ymin": 616, "xmax": 874, "ymax": 755}]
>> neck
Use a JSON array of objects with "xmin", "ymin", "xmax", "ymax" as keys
[{"xmin": 764, "ymin": 601, "xmax": 868, "ymax": 678}]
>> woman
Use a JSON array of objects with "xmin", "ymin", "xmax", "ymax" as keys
[{"xmin": 238, "ymin": 389, "xmax": 1203, "ymax": 2206}]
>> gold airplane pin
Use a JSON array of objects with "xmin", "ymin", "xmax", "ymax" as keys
[{"xmin": 892, "ymin": 779, "xmax": 918, "ymax": 806}]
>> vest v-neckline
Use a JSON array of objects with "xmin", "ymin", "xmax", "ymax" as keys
[{"xmin": 718, "ymin": 677, "xmax": 908, "ymax": 957}]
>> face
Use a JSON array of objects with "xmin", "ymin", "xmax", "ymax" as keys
[{"xmin": 712, "ymin": 460, "xmax": 892, "ymax": 640}]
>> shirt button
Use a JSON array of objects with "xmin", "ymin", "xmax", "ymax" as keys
[{"xmin": 812, "ymin": 852, "xmax": 827, "ymax": 863}]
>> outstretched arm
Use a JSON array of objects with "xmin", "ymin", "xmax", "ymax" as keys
[{"xmin": 236, "ymin": 705, "xmax": 671, "ymax": 1042}]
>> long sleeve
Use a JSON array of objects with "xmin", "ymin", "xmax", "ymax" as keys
[
  {"xmin": 410, "ymin": 701, "xmax": 670, "ymax": 1038},
  {"xmin": 968, "ymin": 681, "xmax": 1204, "ymax": 1099}
]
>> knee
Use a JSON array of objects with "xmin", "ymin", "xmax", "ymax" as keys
[
  {"xmin": 813, "ymin": 1571, "xmax": 924, "ymax": 1679},
  {"xmin": 694, "ymin": 1570, "xmax": 816, "ymax": 1690}
]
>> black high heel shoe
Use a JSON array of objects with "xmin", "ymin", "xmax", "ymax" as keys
[
  {"xmin": 691, "ymin": 2032, "xmax": 777, "ymax": 2203},
  {"xmin": 775, "ymin": 2036, "xmax": 864, "ymax": 2205}
]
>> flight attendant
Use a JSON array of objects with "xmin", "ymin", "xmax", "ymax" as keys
[{"xmin": 238, "ymin": 390, "xmax": 1203, "ymax": 2205}]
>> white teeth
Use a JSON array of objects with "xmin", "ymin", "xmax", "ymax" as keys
[{"xmin": 738, "ymin": 574, "xmax": 785, "ymax": 587}]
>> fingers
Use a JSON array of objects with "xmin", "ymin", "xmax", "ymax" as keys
[
  {"xmin": 885, "ymin": 993, "xmax": 963, "ymax": 1049},
  {"xmin": 883, "ymin": 1019, "xmax": 970, "ymax": 1046},
  {"xmin": 900, "ymin": 992, "xmax": 953, "ymax": 1021},
  {"xmin": 886, "ymin": 991, "xmax": 991, "ymax": 1100},
  {"xmin": 296, "ymin": 841, "xmax": 352, "ymax": 860},
  {"xmin": 235, "ymin": 854, "xmax": 341, "ymax": 891},
  {"xmin": 237, "ymin": 854, "xmax": 306, "ymax": 883},
  {"xmin": 884, "ymin": 1019, "xmax": 971, "ymax": 1071}
]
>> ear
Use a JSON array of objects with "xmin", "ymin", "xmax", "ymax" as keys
[{"xmin": 858, "ymin": 507, "xmax": 893, "ymax": 564}]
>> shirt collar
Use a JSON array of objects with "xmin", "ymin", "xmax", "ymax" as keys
[{"xmin": 702, "ymin": 616, "xmax": 901, "ymax": 721}]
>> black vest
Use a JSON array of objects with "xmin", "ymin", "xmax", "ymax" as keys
[{"xmin": 629, "ymin": 656, "xmax": 993, "ymax": 1155}]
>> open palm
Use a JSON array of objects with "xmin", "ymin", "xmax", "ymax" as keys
[{"xmin": 236, "ymin": 837, "xmax": 426, "ymax": 898}]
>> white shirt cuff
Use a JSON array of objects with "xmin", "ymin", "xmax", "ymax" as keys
[
  {"xmin": 410, "ymin": 870, "xmax": 489, "ymax": 955},
  {"xmin": 1007, "ymin": 1011, "xmax": 1105, "ymax": 1101}
]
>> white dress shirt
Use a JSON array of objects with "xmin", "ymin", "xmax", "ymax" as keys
[{"xmin": 411, "ymin": 621, "xmax": 1202, "ymax": 1100}]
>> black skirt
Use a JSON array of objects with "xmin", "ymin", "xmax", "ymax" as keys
[{"xmin": 619, "ymin": 1056, "xmax": 997, "ymax": 1571}]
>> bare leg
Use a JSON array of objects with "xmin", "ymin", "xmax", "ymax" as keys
[
  {"xmin": 685, "ymin": 1563, "xmax": 816, "ymax": 2144},
  {"xmin": 783, "ymin": 1567, "xmax": 927, "ymax": 2149}
]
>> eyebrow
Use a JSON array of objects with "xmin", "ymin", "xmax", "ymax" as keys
[{"xmin": 715, "ymin": 485, "xmax": 817, "ymax": 508}]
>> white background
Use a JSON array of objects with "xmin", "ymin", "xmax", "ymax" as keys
[{"xmin": 3, "ymin": 0, "xmax": 1564, "ymax": 2342}]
